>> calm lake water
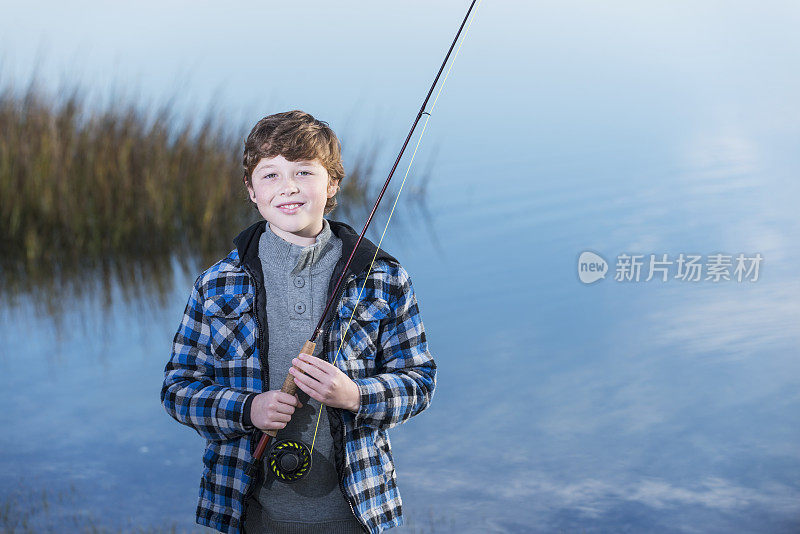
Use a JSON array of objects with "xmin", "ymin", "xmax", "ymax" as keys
[{"xmin": 2, "ymin": 1, "xmax": 799, "ymax": 533}]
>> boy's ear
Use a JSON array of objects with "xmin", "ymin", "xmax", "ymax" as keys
[
  {"xmin": 245, "ymin": 181, "xmax": 257, "ymax": 203},
  {"xmin": 327, "ymin": 179, "xmax": 340, "ymax": 197}
]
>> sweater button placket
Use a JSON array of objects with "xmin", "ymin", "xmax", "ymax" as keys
[{"xmin": 290, "ymin": 256, "xmax": 311, "ymax": 319}]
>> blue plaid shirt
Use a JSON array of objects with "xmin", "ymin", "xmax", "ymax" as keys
[{"xmin": 161, "ymin": 219, "xmax": 437, "ymax": 533}]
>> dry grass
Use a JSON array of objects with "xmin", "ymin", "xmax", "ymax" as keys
[
  {"xmin": 0, "ymin": 78, "xmax": 249, "ymax": 304},
  {"xmin": 0, "ymin": 77, "xmax": 432, "ymax": 314}
]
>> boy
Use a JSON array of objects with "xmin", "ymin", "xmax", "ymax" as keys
[{"xmin": 161, "ymin": 110, "xmax": 437, "ymax": 534}]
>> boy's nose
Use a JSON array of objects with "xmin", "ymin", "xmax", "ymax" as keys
[{"xmin": 280, "ymin": 177, "xmax": 300, "ymax": 193}]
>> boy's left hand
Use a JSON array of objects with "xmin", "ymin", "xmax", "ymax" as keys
[{"xmin": 289, "ymin": 354, "xmax": 360, "ymax": 413}]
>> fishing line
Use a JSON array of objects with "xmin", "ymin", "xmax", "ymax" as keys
[{"xmin": 309, "ymin": 0, "xmax": 482, "ymax": 455}]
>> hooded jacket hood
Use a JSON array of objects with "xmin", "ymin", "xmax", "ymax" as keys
[{"xmin": 233, "ymin": 218, "xmax": 398, "ymax": 281}]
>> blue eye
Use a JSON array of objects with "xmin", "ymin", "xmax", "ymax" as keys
[
  {"xmin": 265, "ymin": 173, "xmax": 277, "ymax": 179},
  {"xmin": 299, "ymin": 171, "xmax": 311, "ymax": 176}
]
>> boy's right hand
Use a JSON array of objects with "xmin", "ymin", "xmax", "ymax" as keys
[{"xmin": 250, "ymin": 390, "xmax": 303, "ymax": 432}]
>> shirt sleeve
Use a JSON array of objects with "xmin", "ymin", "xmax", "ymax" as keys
[
  {"xmin": 352, "ymin": 264, "xmax": 437, "ymax": 430},
  {"xmin": 160, "ymin": 276, "xmax": 255, "ymax": 441}
]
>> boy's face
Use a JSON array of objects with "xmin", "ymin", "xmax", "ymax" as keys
[{"xmin": 247, "ymin": 154, "xmax": 339, "ymax": 246}]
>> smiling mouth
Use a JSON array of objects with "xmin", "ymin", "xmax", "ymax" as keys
[{"xmin": 277, "ymin": 203, "xmax": 304, "ymax": 213}]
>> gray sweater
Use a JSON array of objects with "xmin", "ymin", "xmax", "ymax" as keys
[{"xmin": 243, "ymin": 218, "xmax": 365, "ymax": 534}]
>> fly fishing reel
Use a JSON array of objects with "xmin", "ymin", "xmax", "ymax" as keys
[{"xmin": 266, "ymin": 439, "xmax": 312, "ymax": 482}]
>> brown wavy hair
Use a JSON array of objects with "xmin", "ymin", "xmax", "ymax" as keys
[{"xmin": 242, "ymin": 110, "xmax": 344, "ymax": 214}]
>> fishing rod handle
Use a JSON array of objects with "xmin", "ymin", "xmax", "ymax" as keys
[{"xmin": 254, "ymin": 339, "xmax": 317, "ymax": 454}]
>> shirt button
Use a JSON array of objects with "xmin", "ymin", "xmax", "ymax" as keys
[
  {"xmin": 294, "ymin": 302, "xmax": 306, "ymax": 314},
  {"xmin": 294, "ymin": 276, "xmax": 305, "ymax": 288}
]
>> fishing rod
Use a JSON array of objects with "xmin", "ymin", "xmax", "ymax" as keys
[{"xmin": 248, "ymin": 0, "xmax": 480, "ymax": 482}]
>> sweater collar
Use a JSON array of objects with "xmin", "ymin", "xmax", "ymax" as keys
[
  {"xmin": 259, "ymin": 218, "xmax": 336, "ymax": 275},
  {"xmin": 234, "ymin": 217, "xmax": 398, "ymax": 282}
]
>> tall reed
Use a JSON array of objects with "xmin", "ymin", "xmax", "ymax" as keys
[{"xmin": 0, "ymin": 79, "xmax": 427, "ymax": 313}]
